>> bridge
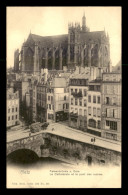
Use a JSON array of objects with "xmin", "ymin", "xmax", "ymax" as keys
[{"xmin": 7, "ymin": 123, "xmax": 121, "ymax": 166}]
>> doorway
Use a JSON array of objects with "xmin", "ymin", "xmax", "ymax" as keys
[{"xmin": 87, "ymin": 156, "xmax": 92, "ymax": 166}]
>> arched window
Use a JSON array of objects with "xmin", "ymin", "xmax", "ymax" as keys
[{"xmin": 91, "ymin": 44, "xmax": 98, "ymax": 66}]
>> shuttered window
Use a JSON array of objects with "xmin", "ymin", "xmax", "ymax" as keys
[
  {"xmin": 84, "ymin": 99, "xmax": 87, "ymax": 107},
  {"xmin": 79, "ymin": 109, "xmax": 82, "ymax": 115},
  {"xmin": 79, "ymin": 98, "xmax": 82, "ymax": 106},
  {"xmin": 88, "ymin": 107, "xmax": 91, "ymax": 115},
  {"xmin": 84, "ymin": 109, "xmax": 87, "ymax": 116},
  {"xmin": 71, "ymin": 98, "xmax": 73, "ymax": 105},
  {"xmin": 97, "ymin": 108, "xmax": 101, "ymax": 117},
  {"xmin": 114, "ymin": 109, "xmax": 118, "ymax": 118},
  {"xmin": 88, "ymin": 95, "xmax": 91, "ymax": 102},
  {"xmin": 93, "ymin": 107, "xmax": 96, "ymax": 117},
  {"xmin": 84, "ymin": 89, "xmax": 87, "ymax": 96}
]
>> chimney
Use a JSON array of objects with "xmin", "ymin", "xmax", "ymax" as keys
[
  {"xmin": 93, "ymin": 67, "xmax": 97, "ymax": 80},
  {"xmin": 98, "ymin": 68, "xmax": 102, "ymax": 78},
  {"xmin": 79, "ymin": 66, "xmax": 81, "ymax": 74}
]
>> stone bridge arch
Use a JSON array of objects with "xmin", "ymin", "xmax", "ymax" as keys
[
  {"xmin": 7, "ymin": 148, "xmax": 39, "ymax": 164},
  {"xmin": 6, "ymin": 133, "xmax": 45, "ymax": 158}
]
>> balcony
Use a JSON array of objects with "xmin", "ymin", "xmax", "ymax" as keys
[
  {"xmin": 104, "ymin": 102, "xmax": 118, "ymax": 106},
  {"xmin": 71, "ymin": 91, "xmax": 83, "ymax": 98}
]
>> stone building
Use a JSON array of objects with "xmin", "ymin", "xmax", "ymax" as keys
[
  {"xmin": 6, "ymin": 88, "xmax": 19, "ymax": 127},
  {"xmin": 68, "ymin": 65, "xmax": 102, "ymax": 131},
  {"xmin": 69, "ymin": 72, "xmax": 89, "ymax": 131},
  {"xmin": 24, "ymin": 89, "xmax": 33, "ymax": 124},
  {"xmin": 46, "ymin": 77, "xmax": 69, "ymax": 123},
  {"xmin": 36, "ymin": 82, "xmax": 47, "ymax": 122},
  {"xmin": 14, "ymin": 79, "xmax": 30, "ymax": 118},
  {"xmin": 15, "ymin": 13, "xmax": 110, "ymax": 74},
  {"xmin": 30, "ymin": 80, "xmax": 37, "ymax": 123},
  {"xmin": 87, "ymin": 78, "xmax": 102, "ymax": 136},
  {"xmin": 101, "ymin": 73, "xmax": 121, "ymax": 141}
]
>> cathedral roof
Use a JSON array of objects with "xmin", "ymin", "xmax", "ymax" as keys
[
  {"xmin": 80, "ymin": 31, "xmax": 107, "ymax": 44},
  {"xmin": 27, "ymin": 33, "xmax": 68, "ymax": 48},
  {"xmin": 25, "ymin": 30, "xmax": 108, "ymax": 49}
]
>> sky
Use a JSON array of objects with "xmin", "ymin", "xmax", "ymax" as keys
[{"xmin": 7, "ymin": 6, "xmax": 121, "ymax": 68}]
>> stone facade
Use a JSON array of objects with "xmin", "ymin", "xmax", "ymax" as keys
[
  {"xmin": 46, "ymin": 77, "xmax": 69, "ymax": 122},
  {"xmin": 69, "ymin": 77, "xmax": 88, "ymax": 131},
  {"xmin": 36, "ymin": 83, "xmax": 47, "ymax": 122},
  {"xmin": 101, "ymin": 73, "xmax": 121, "ymax": 141},
  {"xmin": 43, "ymin": 133, "xmax": 121, "ymax": 166},
  {"xmin": 7, "ymin": 88, "xmax": 19, "ymax": 127},
  {"xmin": 87, "ymin": 79, "xmax": 102, "ymax": 136}
]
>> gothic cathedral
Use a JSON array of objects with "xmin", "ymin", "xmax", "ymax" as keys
[{"xmin": 14, "ymin": 13, "xmax": 111, "ymax": 74}]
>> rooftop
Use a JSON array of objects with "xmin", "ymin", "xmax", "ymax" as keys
[
  {"xmin": 24, "ymin": 29, "xmax": 108, "ymax": 49},
  {"xmin": 7, "ymin": 89, "xmax": 19, "ymax": 99},
  {"xmin": 25, "ymin": 33, "xmax": 68, "ymax": 48},
  {"xmin": 70, "ymin": 66, "xmax": 90, "ymax": 79},
  {"xmin": 89, "ymin": 78, "xmax": 102, "ymax": 84},
  {"xmin": 51, "ymin": 77, "xmax": 67, "ymax": 88},
  {"xmin": 80, "ymin": 30, "xmax": 107, "ymax": 43}
]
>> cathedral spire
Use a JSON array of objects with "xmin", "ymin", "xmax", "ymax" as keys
[{"xmin": 82, "ymin": 12, "xmax": 86, "ymax": 32}]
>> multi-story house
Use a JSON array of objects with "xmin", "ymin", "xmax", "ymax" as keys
[
  {"xmin": 32, "ymin": 81, "xmax": 37, "ymax": 123},
  {"xmin": 7, "ymin": 88, "xmax": 19, "ymax": 128},
  {"xmin": 46, "ymin": 77, "xmax": 69, "ymax": 123},
  {"xmin": 69, "ymin": 75, "xmax": 89, "ymax": 131},
  {"xmin": 101, "ymin": 73, "xmax": 121, "ymax": 141},
  {"xmin": 36, "ymin": 82, "xmax": 47, "ymax": 122},
  {"xmin": 87, "ymin": 78, "xmax": 102, "ymax": 136},
  {"xmin": 25, "ymin": 88, "xmax": 33, "ymax": 124},
  {"xmin": 14, "ymin": 79, "xmax": 30, "ymax": 118}
]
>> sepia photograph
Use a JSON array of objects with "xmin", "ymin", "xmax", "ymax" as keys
[{"xmin": 6, "ymin": 6, "xmax": 121, "ymax": 188}]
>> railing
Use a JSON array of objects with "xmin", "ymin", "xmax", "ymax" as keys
[{"xmin": 103, "ymin": 102, "xmax": 120, "ymax": 106}]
